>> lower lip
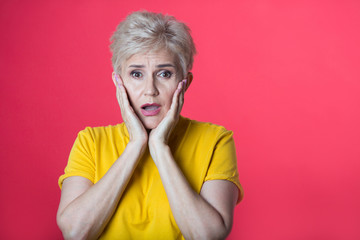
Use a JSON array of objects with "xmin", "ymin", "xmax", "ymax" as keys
[{"xmin": 140, "ymin": 107, "xmax": 161, "ymax": 116}]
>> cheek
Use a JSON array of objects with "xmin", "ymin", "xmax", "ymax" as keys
[
  {"xmin": 163, "ymin": 85, "xmax": 178, "ymax": 105},
  {"xmin": 123, "ymin": 84, "xmax": 140, "ymax": 105}
]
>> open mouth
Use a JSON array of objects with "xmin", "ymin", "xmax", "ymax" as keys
[
  {"xmin": 142, "ymin": 105, "xmax": 159, "ymax": 111},
  {"xmin": 140, "ymin": 103, "xmax": 161, "ymax": 116}
]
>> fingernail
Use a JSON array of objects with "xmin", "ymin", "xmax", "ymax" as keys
[
  {"xmin": 182, "ymin": 80, "xmax": 186, "ymax": 89},
  {"xmin": 115, "ymin": 75, "xmax": 122, "ymax": 87}
]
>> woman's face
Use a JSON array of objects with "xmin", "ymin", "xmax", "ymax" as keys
[{"xmin": 119, "ymin": 50, "xmax": 181, "ymax": 129}]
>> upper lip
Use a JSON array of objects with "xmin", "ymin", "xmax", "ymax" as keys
[{"xmin": 141, "ymin": 103, "xmax": 161, "ymax": 109}]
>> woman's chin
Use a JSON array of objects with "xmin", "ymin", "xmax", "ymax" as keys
[{"xmin": 142, "ymin": 118, "xmax": 161, "ymax": 130}]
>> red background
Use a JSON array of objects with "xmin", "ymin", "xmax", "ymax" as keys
[{"xmin": 1, "ymin": 1, "xmax": 359, "ymax": 239}]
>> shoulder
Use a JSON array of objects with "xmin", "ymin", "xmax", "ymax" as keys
[
  {"xmin": 179, "ymin": 116, "xmax": 233, "ymax": 141},
  {"xmin": 76, "ymin": 123, "xmax": 127, "ymax": 142}
]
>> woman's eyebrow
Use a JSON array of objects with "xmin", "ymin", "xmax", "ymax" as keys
[
  {"xmin": 128, "ymin": 64, "xmax": 145, "ymax": 68},
  {"xmin": 128, "ymin": 64, "xmax": 175, "ymax": 68},
  {"xmin": 156, "ymin": 64, "xmax": 175, "ymax": 68}
]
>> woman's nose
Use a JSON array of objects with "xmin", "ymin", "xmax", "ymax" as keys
[{"xmin": 144, "ymin": 76, "xmax": 159, "ymax": 96}]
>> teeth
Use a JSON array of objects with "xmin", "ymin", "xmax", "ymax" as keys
[{"xmin": 144, "ymin": 106, "xmax": 159, "ymax": 111}]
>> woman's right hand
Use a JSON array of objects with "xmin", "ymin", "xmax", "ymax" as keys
[{"xmin": 115, "ymin": 75, "xmax": 148, "ymax": 146}]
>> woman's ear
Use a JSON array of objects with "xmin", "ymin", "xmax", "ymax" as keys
[{"xmin": 185, "ymin": 72, "xmax": 193, "ymax": 91}]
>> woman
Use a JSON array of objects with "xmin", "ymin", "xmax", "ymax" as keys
[{"xmin": 57, "ymin": 11, "xmax": 243, "ymax": 240}]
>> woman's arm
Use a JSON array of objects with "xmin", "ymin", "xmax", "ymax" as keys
[
  {"xmin": 57, "ymin": 140, "xmax": 146, "ymax": 240},
  {"xmin": 150, "ymin": 145, "xmax": 238, "ymax": 240},
  {"xmin": 57, "ymin": 79, "xmax": 148, "ymax": 240},
  {"xmin": 149, "ymin": 80, "xmax": 239, "ymax": 239}
]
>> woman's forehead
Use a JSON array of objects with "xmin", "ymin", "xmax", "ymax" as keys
[{"xmin": 124, "ymin": 50, "xmax": 177, "ymax": 68}]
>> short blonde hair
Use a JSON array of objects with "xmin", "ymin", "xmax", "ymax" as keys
[{"xmin": 109, "ymin": 11, "xmax": 196, "ymax": 78}]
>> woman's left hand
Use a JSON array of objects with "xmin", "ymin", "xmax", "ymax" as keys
[{"xmin": 149, "ymin": 79, "xmax": 186, "ymax": 150}]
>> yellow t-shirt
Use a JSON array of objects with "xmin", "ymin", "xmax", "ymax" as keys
[{"xmin": 59, "ymin": 116, "xmax": 243, "ymax": 239}]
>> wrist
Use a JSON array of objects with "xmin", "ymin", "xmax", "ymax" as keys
[
  {"xmin": 149, "ymin": 139, "xmax": 167, "ymax": 151},
  {"xmin": 149, "ymin": 142, "xmax": 170, "ymax": 162},
  {"xmin": 129, "ymin": 133, "xmax": 148, "ymax": 145},
  {"xmin": 128, "ymin": 139, "xmax": 148, "ymax": 154}
]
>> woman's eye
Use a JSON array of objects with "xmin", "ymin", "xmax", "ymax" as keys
[
  {"xmin": 158, "ymin": 71, "xmax": 173, "ymax": 78},
  {"xmin": 131, "ymin": 71, "xmax": 142, "ymax": 79}
]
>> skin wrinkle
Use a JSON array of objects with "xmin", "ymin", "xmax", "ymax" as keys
[{"xmin": 120, "ymin": 50, "xmax": 181, "ymax": 130}]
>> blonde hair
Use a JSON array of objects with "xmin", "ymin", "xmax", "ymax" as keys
[{"xmin": 109, "ymin": 11, "xmax": 196, "ymax": 78}]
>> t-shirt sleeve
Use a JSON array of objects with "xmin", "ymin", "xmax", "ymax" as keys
[
  {"xmin": 58, "ymin": 127, "xmax": 96, "ymax": 189},
  {"xmin": 204, "ymin": 129, "xmax": 244, "ymax": 203}
]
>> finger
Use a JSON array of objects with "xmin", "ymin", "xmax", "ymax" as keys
[
  {"xmin": 174, "ymin": 79, "xmax": 185, "ymax": 116},
  {"xmin": 115, "ymin": 75, "xmax": 124, "ymax": 107},
  {"xmin": 116, "ymin": 88, "xmax": 127, "ymax": 122},
  {"xmin": 116, "ymin": 87, "xmax": 122, "ymax": 110},
  {"xmin": 177, "ymin": 79, "xmax": 186, "ymax": 115},
  {"xmin": 115, "ymin": 74, "xmax": 124, "ymax": 87},
  {"xmin": 116, "ymin": 84, "xmax": 126, "ymax": 113},
  {"xmin": 115, "ymin": 75, "xmax": 136, "ymax": 122},
  {"xmin": 169, "ymin": 80, "xmax": 183, "ymax": 115},
  {"xmin": 116, "ymin": 76, "xmax": 132, "ymax": 110}
]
